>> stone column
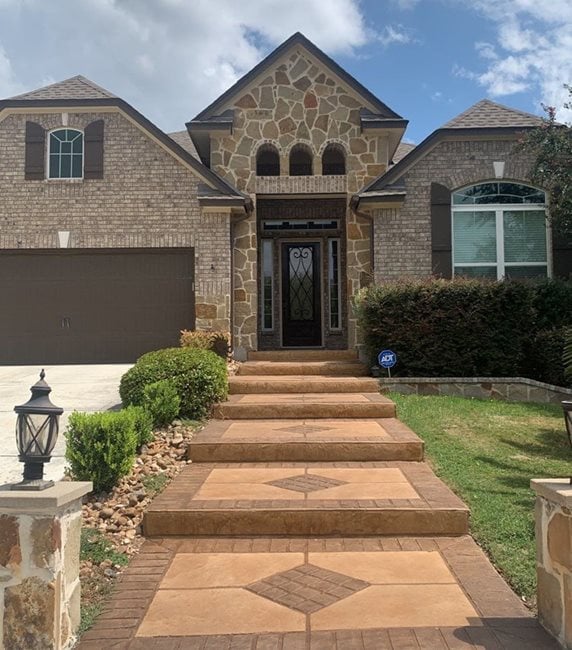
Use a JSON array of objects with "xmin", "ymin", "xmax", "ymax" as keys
[
  {"xmin": 0, "ymin": 481, "xmax": 92, "ymax": 650},
  {"xmin": 531, "ymin": 478, "xmax": 572, "ymax": 649}
]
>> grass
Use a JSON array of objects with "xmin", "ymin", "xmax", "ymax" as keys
[
  {"xmin": 141, "ymin": 472, "xmax": 170, "ymax": 496},
  {"xmin": 79, "ymin": 528, "xmax": 129, "ymax": 633},
  {"xmin": 390, "ymin": 392, "xmax": 571, "ymax": 607}
]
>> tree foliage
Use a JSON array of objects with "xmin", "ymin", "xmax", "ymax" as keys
[{"xmin": 517, "ymin": 85, "xmax": 572, "ymax": 236}]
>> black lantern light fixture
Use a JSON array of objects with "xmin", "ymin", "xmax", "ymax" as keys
[
  {"xmin": 12, "ymin": 370, "xmax": 63, "ymax": 491},
  {"xmin": 562, "ymin": 401, "xmax": 572, "ymax": 485}
]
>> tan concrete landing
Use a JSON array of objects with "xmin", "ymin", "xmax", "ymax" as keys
[
  {"xmin": 230, "ymin": 374, "xmax": 380, "ymax": 394},
  {"xmin": 248, "ymin": 350, "xmax": 359, "ymax": 361},
  {"xmin": 143, "ymin": 462, "xmax": 469, "ymax": 537},
  {"xmin": 238, "ymin": 360, "xmax": 369, "ymax": 376},
  {"xmin": 214, "ymin": 393, "xmax": 396, "ymax": 419},
  {"xmin": 79, "ymin": 536, "xmax": 559, "ymax": 649},
  {"xmin": 188, "ymin": 418, "xmax": 424, "ymax": 462}
]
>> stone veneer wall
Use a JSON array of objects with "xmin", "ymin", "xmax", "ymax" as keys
[
  {"xmin": 209, "ymin": 48, "xmax": 387, "ymax": 195},
  {"xmin": 210, "ymin": 47, "xmax": 385, "ymax": 352},
  {"xmin": 0, "ymin": 111, "xmax": 231, "ymax": 331},
  {"xmin": 532, "ymin": 479, "xmax": 572, "ymax": 649},
  {"xmin": 232, "ymin": 213, "xmax": 258, "ymax": 358},
  {"xmin": 0, "ymin": 483, "xmax": 91, "ymax": 650},
  {"xmin": 371, "ymin": 139, "xmax": 533, "ymax": 280},
  {"xmin": 378, "ymin": 376, "xmax": 572, "ymax": 405}
]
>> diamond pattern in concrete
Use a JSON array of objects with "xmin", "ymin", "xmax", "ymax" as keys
[
  {"xmin": 278, "ymin": 424, "xmax": 334, "ymax": 434},
  {"xmin": 245, "ymin": 563, "xmax": 370, "ymax": 613},
  {"xmin": 266, "ymin": 473, "xmax": 347, "ymax": 493}
]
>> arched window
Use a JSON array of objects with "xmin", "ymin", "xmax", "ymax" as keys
[
  {"xmin": 48, "ymin": 128, "xmax": 83, "ymax": 179},
  {"xmin": 289, "ymin": 144, "xmax": 313, "ymax": 176},
  {"xmin": 322, "ymin": 143, "xmax": 346, "ymax": 175},
  {"xmin": 452, "ymin": 182, "xmax": 548, "ymax": 279},
  {"xmin": 256, "ymin": 144, "xmax": 280, "ymax": 176}
]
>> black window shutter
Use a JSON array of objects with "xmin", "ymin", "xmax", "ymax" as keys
[
  {"xmin": 25, "ymin": 121, "xmax": 46, "ymax": 180},
  {"xmin": 552, "ymin": 230, "xmax": 572, "ymax": 279},
  {"xmin": 84, "ymin": 120, "xmax": 104, "ymax": 179},
  {"xmin": 431, "ymin": 182, "xmax": 452, "ymax": 278}
]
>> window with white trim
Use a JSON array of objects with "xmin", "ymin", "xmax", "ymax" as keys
[
  {"xmin": 452, "ymin": 182, "xmax": 549, "ymax": 279},
  {"xmin": 48, "ymin": 129, "xmax": 83, "ymax": 179}
]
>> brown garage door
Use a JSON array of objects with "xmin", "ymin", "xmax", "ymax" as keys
[{"xmin": 0, "ymin": 249, "xmax": 195, "ymax": 364}]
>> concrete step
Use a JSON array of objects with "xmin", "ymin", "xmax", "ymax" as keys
[
  {"xmin": 214, "ymin": 393, "xmax": 396, "ymax": 420},
  {"xmin": 229, "ymin": 375, "xmax": 379, "ymax": 394},
  {"xmin": 144, "ymin": 461, "xmax": 469, "ymax": 537},
  {"xmin": 248, "ymin": 349, "xmax": 359, "ymax": 361},
  {"xmin": 188, "ymin": 418, "xmax": 424, "ymax": 463},
  {"xmin": 238, "ymin": 361, "xmax": 369, "ymax": 377}
]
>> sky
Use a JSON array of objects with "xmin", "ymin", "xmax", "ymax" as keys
[{"xmin": 0, "ymin": 0, "xmax": 571, "ymax": 144}]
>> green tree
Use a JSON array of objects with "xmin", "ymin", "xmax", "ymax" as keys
[{"xmin": 517, "ymin": 86, "xmax": 572, "ymax": 236}]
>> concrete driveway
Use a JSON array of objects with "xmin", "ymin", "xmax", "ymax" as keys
[{"xmin": 0, "ymin": 364, "xmax": 131, "ymax": 486}]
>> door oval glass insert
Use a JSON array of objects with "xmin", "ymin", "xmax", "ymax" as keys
[{"xmin": 288, "ymin": 245, "xmax": 314, "ymax": 321}]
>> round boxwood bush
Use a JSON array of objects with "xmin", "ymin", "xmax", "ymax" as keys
[{"xmin": 119, "ymin": 348, "xmax": 228, "ymax": 420}]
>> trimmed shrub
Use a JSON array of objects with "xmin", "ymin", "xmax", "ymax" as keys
[
  {"xmin": 119, "ymin": 347, "xmax": 228, "ymax": 420},
  {"xmin": 124, "ymin": 405, "xmax": 154, "ymax": 448},
  {"xmin": 180, "ymin": 329, "xmax": 230, "ymax": 359},
  {"xmin": 564, "ymin": 328, "xmax": 572, "ymax": 384},
  {"xmin": 65, "ymin": 410, "xmax": 138, "ymax": 493},
  {"xmin": 355, "ymin": 277, "xmax": 572, "ymax": 385},
  {"xmin": 142, "ymin": 380, "xmax": 181, "ymax": 428}
]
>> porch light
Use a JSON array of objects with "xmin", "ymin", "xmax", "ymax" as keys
[
  {"xmin": 562, "ymin": 401, "xmax": 572, "ymax": 484},
  {"xmin": 12, "ymin": 370, "xmax": 63, "ymax": 491}
]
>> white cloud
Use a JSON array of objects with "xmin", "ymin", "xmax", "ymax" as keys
[
  {"xmin": 0, "ymin": 44, "xmax": 24, "ymax": 97},
  {"xmin": 0, "ymin": 0, "xmax": 369, "ymax": 130},
  {"xmin": 377, "ymin": 24, "xmax": 416, "ymax": 48},
  {"xmin": 460, "ymin": 0, "xmax": 572, "ymax": 120}
]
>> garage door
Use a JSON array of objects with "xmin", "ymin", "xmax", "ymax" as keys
[{"xmin": 0, "ymin": 249, "xmax": 195, "ymax": 364}]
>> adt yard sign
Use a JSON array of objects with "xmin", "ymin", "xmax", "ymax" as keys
[
  {"xmin": 378, "ymin": 349, "xmax": 397, "ymax": 377},
  {"xmin": 378, "ymin": 349, "xmax": 397, "ymax": 369}
]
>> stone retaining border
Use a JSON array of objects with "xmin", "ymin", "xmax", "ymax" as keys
[{"xmin": 377, "ymin": 376, "xmax": 572, "ymax": 405}]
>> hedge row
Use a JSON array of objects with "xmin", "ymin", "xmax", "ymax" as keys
[{"xmin": 355, "ymin": 278, "xmax": 572, "ymax": 386}]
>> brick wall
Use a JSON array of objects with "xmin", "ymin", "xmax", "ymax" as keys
[
  {"xmin": 372, "ymin": 138, "xmax": 534, "ymax": 280},
  {"xmin": 0, "ymin": 109, "xmax": 231, "ymax": 330}
]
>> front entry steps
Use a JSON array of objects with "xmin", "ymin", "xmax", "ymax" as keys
[
  {"xmin": 238, "ymin": 360, "xmax": 369, "ymax": 376},
  {"xmin": 230, "ymin": 375, "xmax": 380, "ymax": 394},
  {"xmin": 144, "ymin": 462, "xmax": 469, "ymax": 537},
  {"xmin": 214, "ymin": 393, "xmax": 396, "ymax": 419},
  {"xmin": 188, "ymin": 418, "xmax": 424, "ymax": 463}
]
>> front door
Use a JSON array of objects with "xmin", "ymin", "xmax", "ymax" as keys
[{"xmin": 281, "ymin": 242, "xmax": 322, "ymax": 346}]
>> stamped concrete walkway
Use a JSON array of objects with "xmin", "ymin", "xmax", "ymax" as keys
[{"xmin": 79, "ymin": 351, "xmax": 558, "ymax": 649}]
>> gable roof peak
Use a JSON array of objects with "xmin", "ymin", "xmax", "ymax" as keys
[
  {"xmin": 442, "ymin": 97, "xmax": 544, "ymax": 129},
  {"xmin": 8, "ymin": 75, "xmax": 117, "ymax": 101},
  {"xmin": 192, "ymin": 31, "xmax": 403, "ymax": 121}
]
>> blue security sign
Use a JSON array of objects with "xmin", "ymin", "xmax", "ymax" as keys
[{"xmin": 378, "ymin": 349, "xmax": 397, "ymax": 369}]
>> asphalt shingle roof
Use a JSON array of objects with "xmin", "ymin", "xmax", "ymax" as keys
[
  {"xmin": 9, "ymin": 75, "xmax": 116, "ymax": 101},
  {"xmin": 168, "ymin": 130, "xmax": 200, "ymax": 160},
  {"xmin": 442, "ymin": 98, "xmax": 544, "ymax": 129}
]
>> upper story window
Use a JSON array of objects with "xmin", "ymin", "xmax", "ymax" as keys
[
  {"xmin": 452, "ymin": 182, "xmax": 549, "ymax": 280},
  {"xmin": 48, "ymin": 129, "xmax": 83, "ymax": 179},
  {"xmin": 322, "ymin": 144, "xmax": 346, "ymax": 175},
  {"xmin": 289, "ymin": 144, "xmax": 313, "ymax": 176},
  {"xmin": 256, "ymin": 144, "xmax": 280, "ymax": 176}
]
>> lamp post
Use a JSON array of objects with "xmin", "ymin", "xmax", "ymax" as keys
[
  {"xmin": 12, "ymin": 369, "xmax": 63, "ymax": 491},
  {"xmin": 562, "ymin": 401, "xmax": 572, "ymax": 485}
]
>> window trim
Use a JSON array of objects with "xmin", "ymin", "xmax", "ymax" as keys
[
  {"xmin": 451, "ymin": 201, "xmax": 552, "ymax": 280},
  {"xmin": 47, "ymin": 127, "xmax": 84, "ymax": 180}
]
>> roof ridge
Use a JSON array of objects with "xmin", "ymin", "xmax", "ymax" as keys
[
  {"xmin": 8, "ymin": 74, "xmax": 116, "ymax": 100},
  {"xmin": 442, "ymin": 97, "xmax": 543, "ymax": 129},
  {"xmin": 73, "ymin": 75, "xmax": 117, "ymax": 98}
]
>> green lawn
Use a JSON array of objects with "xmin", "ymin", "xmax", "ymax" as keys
[{"xmin": 390, "ymin": 392, "xmax": 571, "ymax": 608}]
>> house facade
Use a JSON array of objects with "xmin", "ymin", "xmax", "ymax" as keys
[{"xmin": 0, "ymin": 33, "xmax": 569, "ymax": 364}]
